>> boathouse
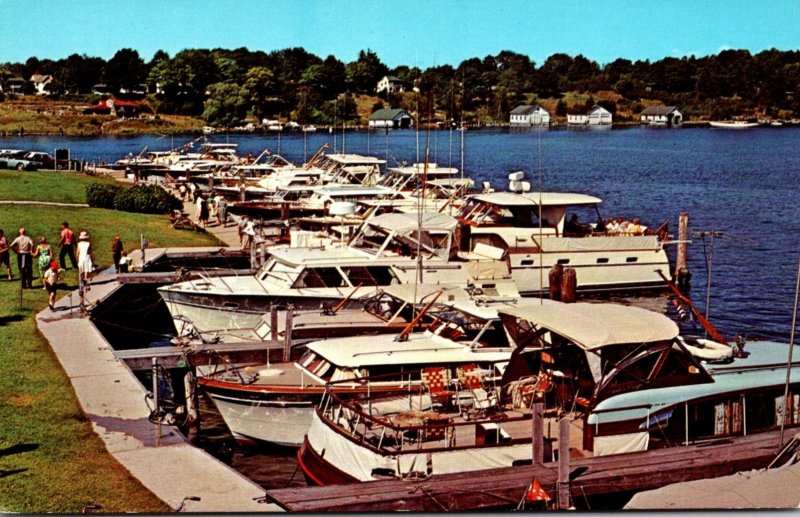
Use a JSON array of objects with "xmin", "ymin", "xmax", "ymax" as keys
[
  {"xmin": 568, "ymin": 105, "xmax": 612, "ymax": 126},
  {"xmin": 369, "ymin": 108, "xmax": 414, "ymax": 129},
  {"xmin": 376, "ymin": 75, "xmax": 405, "ymax": 94},
  {"xmin": 509, "ymin": 104, "xmax": 550, "ymax": 126},
  {"xmin": 640, "ymin": 105, "xmax": 683, "ymax": 126}
]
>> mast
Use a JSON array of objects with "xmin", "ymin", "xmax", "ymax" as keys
[{"xmin": 779, "ymin": 257, "xmax": 800, "ymax": 447}]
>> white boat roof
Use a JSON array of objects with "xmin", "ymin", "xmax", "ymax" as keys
[
  {"xmin": 325, "ymin": 153, "xmax": 386, "ymax": 165},
  {"xmin": 369, "ymin": 212, "xmax": 457, "ymax": 232},
  {"xmin": 469, "ymin": 192, "xmax": 602, "ymax": 207},
  {"xmin": 306, "ymin": 333, "xmax": 510, "ymax": 368},
  {"xmin": 428, "ymin": 178, "xmax": 474, "ymax": 187},
  {"xmin": 270, "ymin": 244, "xmax": 371, "ymax": 264},
  {"xmin": 499, "ymin": 303, "xmax": 679, "ymax": 350},
  {"xmin": 387, "ymin": 164, "xmax": 459, "ymax": 176},
  {"xmin": 313, "ymin": 185, "xmax": 394, "ymax": 196}
]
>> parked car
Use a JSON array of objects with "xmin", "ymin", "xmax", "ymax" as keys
[
  {"xmin": 23, "ymin": 151, "xmax": 66, "ymax": 170},
  {"xmin": 0, "ymin": 150, "xmax": 39, "ymax": 171}
]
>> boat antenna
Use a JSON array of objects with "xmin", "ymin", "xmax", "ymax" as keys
[
  {"xmin": 537, "ymin": 124, "xmax": 544, "ymax": 303},
  {"xmin": 460, "ymin": 74, "xmax": 465, "ymax": 181},
  {"xmin": 779, "ymin": 256, "xmax": 800, "ymax": 448}
]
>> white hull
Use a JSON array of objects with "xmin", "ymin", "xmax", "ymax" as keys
[{"xmin": 209, "ymin": 393, "xmax": 314, "ymax": 447}]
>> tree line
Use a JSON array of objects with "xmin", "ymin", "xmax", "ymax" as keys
[{"xmin": 2, "ymin": 46, "xmax": 800, "ymax": 126}]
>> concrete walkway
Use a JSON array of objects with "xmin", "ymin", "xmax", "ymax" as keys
[{"xmin": 34, "ymin": 173, "xmax": 280, "ymax": 512}]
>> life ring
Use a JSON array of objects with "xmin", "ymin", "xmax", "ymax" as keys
[{"xmin": 678, "ymin": 337, "xmax": 733, "ymax": 362}]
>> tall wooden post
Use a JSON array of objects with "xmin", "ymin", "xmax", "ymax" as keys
[
  {"xmin": 548, "ymin": 264, "xmax": 563, "ymax": 301},
  {"xmin": 557, "ymin": 417, "xmax": 571, "ymax": 509},
  {"xmin": 270, "ymin": 305, "xmax": 279, "ymax": 341},
  {"xmin": 675, "ymin": 212, "xmax": 691, "ymax": 292},
  {"xmin": 283, "ymin": 308, "xmax": 293, "ymax": 362},
  {"xmin": 532, "ymin": 401, "xmax": 544, "ymax": 465},
  {"xmin": 561, "ymin": 268, "xmax": 577, "ymax": 303}
]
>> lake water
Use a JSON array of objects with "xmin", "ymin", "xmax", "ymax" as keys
[
  {"xmin": 9, "ymin": 126, "xmax": 800, "ymax": 491},
  {"xmin": 7, "ymin": 126, "xmax": 800, "ymax": 341}
]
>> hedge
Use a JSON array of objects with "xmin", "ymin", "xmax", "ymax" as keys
[{"xmin": 86, "ymin": 183, "xmax": 182, "ymax": 214}]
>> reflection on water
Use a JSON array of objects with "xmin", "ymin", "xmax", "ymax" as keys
[{"xmin": 191, "ymin": 392, "xmax": 306, "ymax": 490}]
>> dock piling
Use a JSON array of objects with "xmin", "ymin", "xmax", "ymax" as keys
[{"xmin": 557, "ymin": 417, "xmax": 570, "ymax": 509}]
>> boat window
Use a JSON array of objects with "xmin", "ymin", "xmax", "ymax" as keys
[
  {"xmin": 626, "ymin": 257, "xmax": 639, "ymax": 263},
  {"xmin": 342, "ymin": 266, "xmax": 400, "ymax": 287},
  {"xmin": 521, "ymin": 259, "xmax": 534, "ymax": 266},
  {"xmin": 292, "ymin": 267, "xmax": 348, "ymax": 288},
  {"xmin": 596, "ymin": 258, "xmax": 609, "ymax": 264},
  {"xmin": 557, "ymin": 258, "xmax": 570, "ymax": 265},
  {"xmin": 473, "ymin": 320, "xmax": 511, "ymax": 348}
]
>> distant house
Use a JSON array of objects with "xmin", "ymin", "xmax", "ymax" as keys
[
  {"xmin": 568, "ymin": 105, "xmax": 612, "ymax": 126},
  {"xmin": 369, "ymin": 108, "xmax": 413, "ymax": 129},
  {"xmin": 92, "ymin": 83, "xmax": 111, "ymax": 95},
  {"xmin": 30, "ymin": 74, "xmax": 53, "ymax": 95},
  {"xmin": 509, "ymin": 105, "xmax": 550, "ymax": 126},
  {"xmin": 640, "ymin": 105, "xmax": 683, "ymax": 127},
  {"xmin": 376, "ymin": 76, "xmax": 405, "ymax": 94},
  {"xmin": 83, "ymin": 98, "xmax": 141, "ymax": 117},
  {"xmin": 5, "ymin": 76, "xmax": 27, "ymax": 95}
]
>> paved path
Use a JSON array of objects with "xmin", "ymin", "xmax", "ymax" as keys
[{"xmin": 33, "ymin": 170, "xmax": 279, "ymax": 512}]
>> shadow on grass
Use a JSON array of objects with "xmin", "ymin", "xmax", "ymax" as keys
[
  {"xmin": 0, "ymin": 314, "xmax": 27, "ymax": 327},
  {"xmin": 0, "ymin": 468, "xmax": 28, "ymax": 478},
  {"xmin": 0, "ymin": 442, "xmax": 39, "ymax": 457}
]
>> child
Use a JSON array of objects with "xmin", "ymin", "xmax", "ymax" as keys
[{"xmin": 43, "ymin": 261, "xmax": 61, "ymax": 310}]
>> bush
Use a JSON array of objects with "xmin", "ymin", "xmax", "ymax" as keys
[
  {"xmin": 85, "ymin": 184, "xmax": 122, "ymax": 209},
  {"xmin": 86, "ymin": 183, "xmax": 181, "ymax": 214}
]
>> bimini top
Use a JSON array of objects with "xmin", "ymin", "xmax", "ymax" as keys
[
  {"xmin": 323, "ymin": 153, "xmax": 387, "ymax": 165},
  {"xmin": 468, "ymin": 192, "xmax": 602, "ymax": 207},
  {"xmin": 369, "ymin": 212, "xmax": 458, "ymax": 233},
  {"xmin": 499, "ymin": 303, "xmax": 679, "ymax": 351}
]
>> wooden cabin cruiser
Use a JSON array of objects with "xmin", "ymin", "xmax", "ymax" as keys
[
  {"xmin": 455, "ymin": 172, "xmax": 672, "ymax": 295},
  {"xmin": 158, "ymin": 212, "xmax": 512, "ymax": 333},
  {"xmin": 298, "ymin": 301, "xmax": 800, "ymax": 485},
  {"xmin": 197, "ymin": 284, "xmax": 533, "ymax": 447}
]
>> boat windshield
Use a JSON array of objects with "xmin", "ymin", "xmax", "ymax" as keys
[{"xmin": 257, "ymin": 258, "xmax": 299, "ymax": 285}]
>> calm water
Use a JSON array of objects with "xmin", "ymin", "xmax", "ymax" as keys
[
  {"xmin": 8, "ymin": 126, "xmax": 800, "ymax": 341},
  {"xmin": 11, "ymin": 127, "xmax": 800, "ymax": 491}
]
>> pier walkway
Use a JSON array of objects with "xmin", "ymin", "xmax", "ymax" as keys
[{"xmin": 34, "ymin": 185, "xmax": 279, "ymax": 512}]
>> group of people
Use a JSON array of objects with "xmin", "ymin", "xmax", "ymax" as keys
[
  {"xmin": 0, "ymin": 221, "xmax": 128, "ymax": 311},
  {"xmin": 597, "ymin": 216, "xmax": 644, "ymax": 235},
  {"xmin": 195, "ymin": 192, "xmax": 229, "ymax": 228}
]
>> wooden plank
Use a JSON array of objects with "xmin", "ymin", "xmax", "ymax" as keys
[{"xmin": 266, "ymin": 429, "xmax": 788, "ymax": 512}]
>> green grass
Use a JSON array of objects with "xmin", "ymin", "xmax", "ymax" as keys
[
  {"xmin": 0, "ymin": 170, "xmax": 118, "ymax": 204},
  {"xmin": 0, "ymin": 168, "xmax": 219, "ymax": 513}
]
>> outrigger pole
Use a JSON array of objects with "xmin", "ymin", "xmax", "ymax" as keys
[{"xmin": 657, "ymin": 269, "xmax": 727, "ymax": 344}]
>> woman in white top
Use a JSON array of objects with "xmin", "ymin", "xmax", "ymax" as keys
[{"xmin": 76, "ymin": 230, "xmax": 94, "ymax": 284}]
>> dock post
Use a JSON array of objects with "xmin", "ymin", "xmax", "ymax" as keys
[
  {"xmin": 532, "ymin": 401, "xmax": 544, "ymax": 465},
  {"xmin": 270, "ymin": 305, "xmax": 279, "ymax": 342},
  {"xmin": 152, "ymin": 357, "xmax": 161, "ymax": 447},
  {"xmin": 676, "ymin": 212, "xmax": 691, "ymax": 292},
  {"xmin": 283, "ymin": 307, "xmax": 293, "ymax": 362},
  {"xmin": 548, "ymin": 264, "xmax": 563, "ymax": 300},
  {"xmin": 561, "ymin": 268, "xmax": 577, "ymax": 303},
  {"xmin": 557, "ymin": 417, "xmax": 570, "ymax": 509}
]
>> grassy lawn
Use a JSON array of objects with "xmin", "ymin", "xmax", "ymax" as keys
[{"xmin": 0, "ymin": 169, "xmax": 219, "ymax": 513}]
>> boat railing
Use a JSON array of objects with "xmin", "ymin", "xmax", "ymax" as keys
[{"xmin": 319, "ymin": 375, "xmax": 532, "ymax": 456}]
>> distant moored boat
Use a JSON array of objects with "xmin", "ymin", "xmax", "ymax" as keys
[{"xmin": 709, "ymin": 120, "xmax": 759, "ymax": 129}]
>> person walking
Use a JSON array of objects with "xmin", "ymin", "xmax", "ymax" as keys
[
  {"xmin": 32, "ymin": 236, "xmax": 53, "ymax": 288},
  {"xmin": 43, "ymin": 261, "xmax": 60, "ymax": 310},
  {"xmin": 57, "ymin": 221, "xmax": 77, "ymax": 270},
  {"xmin": 216, "ymin": 196, "xmax": 227, "ymax": 226},
  {"xmin": 198, "ymin": 195, "xmax": 209, "ymax": 228},
  {"xmin": 111, "ymin": 236, "xmax": 124, "ymax": 273},
  {"xmin": 0, "ymin": 229, "xmax": 11, "ymax": 280},
  {"xmin": 10, "ymin": 227, "xmax": 34, "ymax": 289},
  {"xmin": 76, "ymin": 231, "xmax": 94, "ymax": 286}
]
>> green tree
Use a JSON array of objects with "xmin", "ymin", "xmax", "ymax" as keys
[
  {"xmin": 243, "ymin": 66, "xmax": 277, "ymax": 120},
  {"xmin": 104, "ymin": 48, "xmax": 146, "ymax": 94},
  {"xmin": 203, "ymin": 82, "xmax": 249, "ymax": 127},
  {"xmin": 345, "ymin": 49, "xmax": 389, "ymax": 93}
]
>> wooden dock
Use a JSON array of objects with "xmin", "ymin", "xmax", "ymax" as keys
[{"xmin": 264, "ymin": 429, "xmax": 787, "ymax": 511}]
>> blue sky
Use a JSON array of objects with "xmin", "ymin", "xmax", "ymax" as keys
[{"xmin": 2, "ymin": 0, "xmax": 799, "ymax": 68}]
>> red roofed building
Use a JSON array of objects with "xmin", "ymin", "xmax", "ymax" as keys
[{"xmin": 83, "ymin": 98, "xmax": 142, "ymax": 117}]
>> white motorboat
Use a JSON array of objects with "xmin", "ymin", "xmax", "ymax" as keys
[
  {"xmin": 158, "ymin": 211, "xmax": 512, "ymax": 333},
  {"xmin": 197, "ymin": 283, "xmax": 533, "ymax": 447},
  {"xmin": 455, "ymin": 173, "xmax": 672, "ymax": 295},
  {"xmin": 709, "ymin": 121, "xmax": 759, "ymax": 129},
  {"xmin": 298, "ymin": 301, "xmax": 800, "ymax": 484}
]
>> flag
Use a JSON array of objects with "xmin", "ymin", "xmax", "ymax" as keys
[{"xmin": 524, "ymin": 478, "xmax": 551, "ymax": 502}]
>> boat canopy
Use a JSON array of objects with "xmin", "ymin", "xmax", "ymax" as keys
[
  {"xmin": 369, "ymin": 212, "xmax": 457, "ymax": 233},
  {"xmin": 499, "ymin": 303, "xmax": 679, "ymax": 351},
  {"xmin": 386, "ymin": 164, "xmax": 459, "ymax": 177},
  {"xmin": 304, "ymin": 333, "xmax": 510, "ymax": 368},
  {"xmin": 468, "ymin": 192, "xmax": 602, "ymax": 207}
]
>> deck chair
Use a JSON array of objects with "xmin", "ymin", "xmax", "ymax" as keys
[
  {"xmin": 423, "ymin": 416, "xmax": 454, "ymax": 447},
  {"xmin": 420, "ymin": 367, "xmax": 456, "ymax": 409},
  {"xmin": 456, "ymin": 364, "xmax": 498, "ymax": 417}
]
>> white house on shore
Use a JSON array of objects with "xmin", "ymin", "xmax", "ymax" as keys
[
  {"xmin": 30, "ymin": 74, "xmax": 53, "ymax": 95},
  {"xmin": 376, "ymin": 76, "xmax": 405, "ymax": 94},
  {"xmin": 640, "ymin": 105, "xmax": 683, "ymax": 127},
  {"xmin": 567, "ymin": 105, "xmax": 613, "ymax": 126},
  {"xmin": 509, "ymin": 104, "xmax": 550, "ymax": 126},
  {"xmin": 369, "ymin": 108, "xmax": 414, "ymax": 129}
]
